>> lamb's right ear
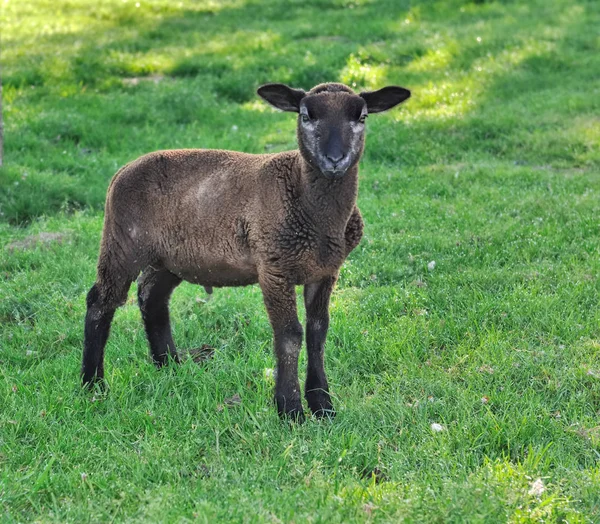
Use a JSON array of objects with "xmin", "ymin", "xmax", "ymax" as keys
[{"xmin": 257, "ymin": 83, "xmax": 306, "ymax": 113}]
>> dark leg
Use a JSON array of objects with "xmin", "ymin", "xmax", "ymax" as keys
[
  {"xmin": 82, "ymin": 218, "xmax": 145, "ymax": 387},
  {"xmin": 304, "ymin": 275, "xmax": 337, "ymax": 417},
  {"xmin": 137, "ymin": 268, "xmax": 182, "ymax": 366},
  {"xmin": 259, "ymin": 273, "xmax": 304, "ymax": 421},
  {"xmin": 82, "ymin": 278, "xmax": 132, "ymax": 386}
]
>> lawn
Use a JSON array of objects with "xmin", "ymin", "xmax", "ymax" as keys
[{"xmin": 1, "ymin": 0, "xmax": 600, "ymax": 521}]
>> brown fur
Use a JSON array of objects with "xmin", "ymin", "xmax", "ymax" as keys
[
  {"xmin": 100, "ymin": 148, "xmax": 360, "ymax": 291},
  {"xmin": 82, "ymin": 82, "xmax": 410, "ymax": 421}
]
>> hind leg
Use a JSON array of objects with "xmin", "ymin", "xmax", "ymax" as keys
[
  {"xmin": 137, "ymin": 267, "xmax": 182, "ymax": 367},
  {"xmin": 82, "ymin": 276, "xmax": 133, "ymax": 386}
]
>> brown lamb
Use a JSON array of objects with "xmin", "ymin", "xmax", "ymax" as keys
[{"xmin": 82, "ymin": 82, "xmax": 410, "ymax": 420}]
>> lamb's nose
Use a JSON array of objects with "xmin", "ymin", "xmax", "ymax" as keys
[{"xmin": 326, "ymin": 152, "xmax": 344, "ymax": 164}]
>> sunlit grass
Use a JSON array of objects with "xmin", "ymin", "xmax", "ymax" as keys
[
  {"xmin": 1, "ymin": 0, "xmax": 600, "ymax": 521},
  {"xmin": 340, "ymin": 54, "xmax": 388, "ymax": 90}
]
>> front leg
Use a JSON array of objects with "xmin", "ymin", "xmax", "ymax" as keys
[
  {"xmin": 259, "ymin": 273, "xmax": 304, "ymax": 421},
  {"xmin": 304, "ymin": 274, "xmax": 337, "ymax": 418}
]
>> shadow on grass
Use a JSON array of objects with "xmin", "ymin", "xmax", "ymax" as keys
[
  {"xmin": 4, "ymin": 0, "xmax": 413, "ymax": 99},
  {"xmin": 1, "ymin": 0, "xmax": 599, "ymax": 223}
]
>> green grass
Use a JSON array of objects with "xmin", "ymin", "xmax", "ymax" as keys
[{"xmin": 1, "ymin": 0, "xmax": 600, "ymax": 521}]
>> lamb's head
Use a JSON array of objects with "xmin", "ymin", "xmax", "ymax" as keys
[{"xmin": 257, "ymin": 82, "xmax": 410, "ymax": 179}]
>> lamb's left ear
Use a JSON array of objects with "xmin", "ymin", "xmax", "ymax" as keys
[
  {"xmin": 257, "ymin": 83, "xmax": 306, "ymax": 113},
  {"xmin": 359, "ymin": 86, "xmax": 411, "ymax": 113}
]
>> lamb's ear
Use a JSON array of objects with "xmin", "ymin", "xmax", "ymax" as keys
[
  {"xmin": 359, "ymin": 86, "xmax": 411, "ymax": 114},
  {"xmin": 257, "ymin": 83, "xmax": 306, "ymax": 112}
]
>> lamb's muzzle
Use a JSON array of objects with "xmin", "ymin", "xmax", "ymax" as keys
[{"xmin": 81, "ymin": 81, "xmax": 410, "ymax": 421}]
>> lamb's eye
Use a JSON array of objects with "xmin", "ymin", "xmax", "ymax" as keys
[
  {"xmin": 301, "ymin": 114, "xmax": 310, "ymax": 123},
  {"xmin": 358, "ymin": 115, "xmax": 367, "ymax": 124}
]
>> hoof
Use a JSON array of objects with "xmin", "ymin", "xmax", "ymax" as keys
[
  {"xmin": 279, "ymin": 408, "xmax": 305, "ymax": 424},
  {"xmin": 81, "ymin": 374, "xmax": 106, "ymax": 392},
  {"xmin": 152, "ymin": 352, "xmax": 181, "ymax": 368},
  {"xmin": 306, "ymin": 390, "xmax": 335, "ymax": 418},
  {"xmin": 275, "ymin": 394, "xmax": 305, "ymax": 423},
  {"xmin": 312, "ymin": 407, "xmax": 336, "ymax": 420}
]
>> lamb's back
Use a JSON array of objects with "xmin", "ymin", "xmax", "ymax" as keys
[{"xmin": 102, "ymin": 149, "xmax": 293, "ymax": 286}]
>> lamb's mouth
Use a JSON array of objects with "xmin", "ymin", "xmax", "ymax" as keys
[
  {"xmin": 321, "ymin": 168, "xmax": 347, "ymax": 179},
  {"xmin": 320, "ymin": 159, "xmax": 350, "ymax": 179}
]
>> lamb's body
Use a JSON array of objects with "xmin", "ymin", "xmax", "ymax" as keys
[
  {"xmin": 101, "ymin": 149, "xmax": 360, "ymax": 293},
  {"xmin": 82, "ymin": 81, "xmax": 409, "ymax": 421}
]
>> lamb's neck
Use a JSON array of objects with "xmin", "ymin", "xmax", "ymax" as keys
[{"xmin": 296, "ymin": 156, "xmax": 359, "ymax": 227}]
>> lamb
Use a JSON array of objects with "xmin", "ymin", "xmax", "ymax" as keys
[{"xmin": 82, "ymin": 82, "xmax": 411, "ymax": 420}]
